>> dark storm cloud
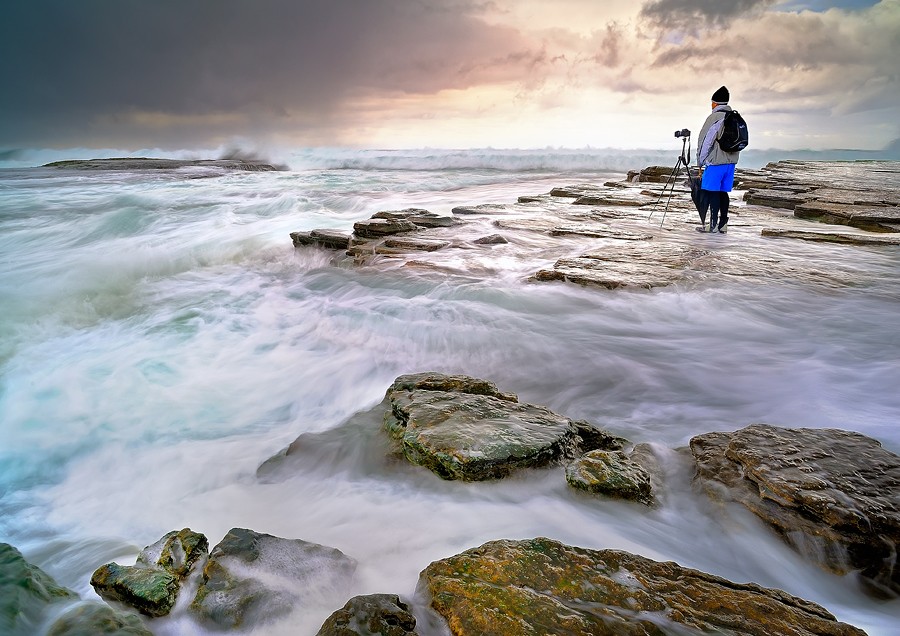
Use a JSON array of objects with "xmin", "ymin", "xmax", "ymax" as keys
[
  {"xmin": 0, "ymin": 0, "xmax": 533, "ymax": 146},
  {"xmin": 639, "ymin": 0, "xmax": 776, "ymax": 29}
]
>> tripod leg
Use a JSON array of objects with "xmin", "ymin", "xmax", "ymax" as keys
[
  {"xmin": 657, "ymin": 159, "xmax": 684, "ymax": 226},
  {"xmin": 650, "ymin": 158, "xmax": 684, "ymax": 221}
]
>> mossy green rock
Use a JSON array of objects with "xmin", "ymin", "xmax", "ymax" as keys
[
  {"xmin": 0, "ymin": 543, "xmax": 76, "ymax": 636},
  {"xmin": 420, "ymin": 537, "xmax": 867, "ymax": 636},
  {"xmin": 91, "ymin": 563, "xmax": 179, "ymax": 617},
  {"xmin": 565, "ymin": 449, "xmax": 653, "ymax": 504},
  {"xmin": 47, "ymin": 602, "xmax": 153, "ymax": 635},
  {"xmin": 316, "ymin": 593, "xmax": 418, "ymax": 635},
  {"xmin": 90, "ymin": 528, "xmax": 207, "ymax": 617},
  {"xmin": 384, "ymin": 372, "xmax": 623, "ymax": 481}
]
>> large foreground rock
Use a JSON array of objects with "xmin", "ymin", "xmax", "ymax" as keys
[
  {"xmin": 1, "ymin": 543, "xmax": 76, "ymax": 635},
  {"xmin": 316, "ymin": 593, "xmax": 419, "ymax": 635},
  {"xmin": 383, "ymin": 372, "xmax": 624, "ymax": 480},
  {"xmin": 420, "ymin": 537, "xmax": 867, "ymax": 636},
  {"xmin": 191, "ymin": 528, "xmax": 357, "ymax": 630},
  {"xmin": 91, "ymin": 528, "xmax": 207, "ymax": 617},
  {"xmin": 690, "ymin": 424, "xmax": 900, "ymax": 596},
  {"xmin": 90, "ymin": 564, "xmax": 179, "ymax": 618}
]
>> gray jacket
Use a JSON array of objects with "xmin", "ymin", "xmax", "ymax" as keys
[{"xmin": 698, "ymin": 105, "xmax": 740, "ymax": 167}]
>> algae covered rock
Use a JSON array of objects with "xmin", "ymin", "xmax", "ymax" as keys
[
  {"xmin": 47, "ymin": 602, "xmax": 153, "ymax": 636},
  {"xmin": 90, "ymin": 527, "xmax": 207, "ymax": 617},
  {"xmin": 90, "ymin": 563, "xmax": 179, "ymax": 618},
  {"xmin": 0, "ymin": 543, "xmax": 76, "ymax": 636},
  {"xmin": 316, "ymin": 593, "xmax": 418, "ymax": 636},
  {"xmin": 420, "ymin": 537, "xmax": 867, "ymax": 636},
  {"xmin": 565, "ymin": 449, "xmax": 652, "ymax": 504},
  {"xmin": 690, "ymin": 424, "xmax": 900, "ymax": 596},
  {"xmin": 191, "ymin": 527, "xmax": 358, "ymax": 630},
  {"xmin": 384, "ymin": 372, "xmax": 623, "ymax": 481}
]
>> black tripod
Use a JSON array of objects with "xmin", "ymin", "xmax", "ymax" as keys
[{"xmin": 648, "ymin": 133, "xmax": 695, "ymax": 227}]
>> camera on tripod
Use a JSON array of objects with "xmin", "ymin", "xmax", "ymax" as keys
[{"xmin": 674, "ymin": 128, "xmax": 691, "ymax": 138}]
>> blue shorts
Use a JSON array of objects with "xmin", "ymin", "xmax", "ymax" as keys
[{"xmin": 701, "ymin": 163, "xmax": 735, "ymax": 192}]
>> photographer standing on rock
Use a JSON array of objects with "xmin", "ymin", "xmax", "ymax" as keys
[{"xmin": 697, "ymin": 86, "xmax": 740, "ymax": 233}]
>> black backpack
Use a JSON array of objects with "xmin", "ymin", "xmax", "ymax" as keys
[{"xmin": 718, "ymin": 110, "xmax": 749, "ymax": 152}]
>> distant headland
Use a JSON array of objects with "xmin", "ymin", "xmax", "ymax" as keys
[{"xmin": 42, "ymin": 157, "xmax": 281, "ymax": 171}]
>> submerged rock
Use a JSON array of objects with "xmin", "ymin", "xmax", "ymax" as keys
[
  {"xmin": 316, "ymin": 594, "xmax": 418, "ymax": 636},
  {"xmin": 690, "ymin": 424, "xmax": 900, "ymax": 596},
  {"xmin": 565, "ymin": 449, "xmax": 653, "ymax": 504},
  {"xmin": 383, "ymin": 372, "xmax": 623, "ymax": 481},
  {"xmin": 572, "ymin": 193, "xmax": 648, "ymax": 207},
  {"xmin": 47, "ymin": 602, "xmax": 152, "ymax": 636},
  {"xmin": 190, "ymin": 528, "xmax": 357, "ymax": 630},
  {"xmin": 0, "ymin": 543, "xmax": 76, "ymax": 636},
  {"xmin": 451, "ymin": 203, "xmax": 511, "ymax": 215},
  {"xmin": 381, "ymin": 237, "xmax": 451, "ymax": 252},
  {"xmin": 761, "ymin": 229, "xmax": 900, "ymax": 245},
  {"xmin": 550, "ymin": 184, "xmax": 605, "ymax": 197},
  {"xmin": 533, "ymin": 243, "xmax": 710, "ymax": 289},
  {"xmin": 90, "ymin": 528, "xmax": 207, "ymax": 617},
  {"xmin": 473, "ymin": 233, "xmax": 508, "ymax": 245},
  {"xmin": 420, "ymin": 537, "xmax": 867, "ymax": 636},
  {"xmin": 549, "ymin": 225, "xmax": 653, "ymax": 241}
]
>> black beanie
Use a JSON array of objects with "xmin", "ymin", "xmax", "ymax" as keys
[{"xmin": 711, "ymin": 86, "xmax": 729, "ymax": 103}]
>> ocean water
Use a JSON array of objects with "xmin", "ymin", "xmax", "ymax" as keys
[{"xmin": 1, "ymin": 149, "xmax": 899, "ymax": 635}]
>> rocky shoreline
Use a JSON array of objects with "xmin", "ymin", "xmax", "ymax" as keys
[
  {"xmin": 5, "ymin": 370, "xmax": 897, "ymax": 634},
  {"xmin": 292, "ymin": 160, "xmax": 900, "ymax": 290},
  {"xmin": 4, "ymin": 161, "xmax": 898, "ymax": 635}
]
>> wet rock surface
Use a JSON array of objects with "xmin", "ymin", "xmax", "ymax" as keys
[
  {"xmin": 690, "ymin": 424, "xmax": 900, "ymax": 596},
  {"xmin": 383, "ymin": 372, "xmax": 623, "ymax": 481},
  {"xmin": 190, "ymin": 527, "xmax": 357, "ymax": 630},
  {"xmin": 1, "ymin": 543, "xmax": 76, "ymax": 635},
  {"xmin": 47, "ymin": 602, "xmax": 153, "ymax": 636},
  {"xmin": 565, "ymin": 449, "xmax": 653, "ymax": 504},
  {"xmin": 90, "ymin": 564, "xmax": 180, "ymax": 618},
  {"xmin": 760, "ymin": 228, "xmax": 900, "ymax": 244},
  {"xmin": 91, "ymin": 528, "xmax": 207, "ymax": 617},
  {"xmin": 420, "ymin": 537, "xmax": 867, "ymax": 636},
  {"xmin": 291, "ymin": 160, "xmax": 900, "ymax": 291},
  {"xmin": 316, "ymin": 593, "xmax": 419, "ymax": 636},
  {"xmin": 291, "ymin": 229, "xmax": 353, "ymax": 250},
  {"xmin": 136, "ymin": 527, "xmax": 208, "ymax": 578}
]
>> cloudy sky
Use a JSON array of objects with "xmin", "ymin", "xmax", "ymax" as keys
[{"xmin": 1, "ymin": 0, "xmax": 898, "ymax": 152}]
